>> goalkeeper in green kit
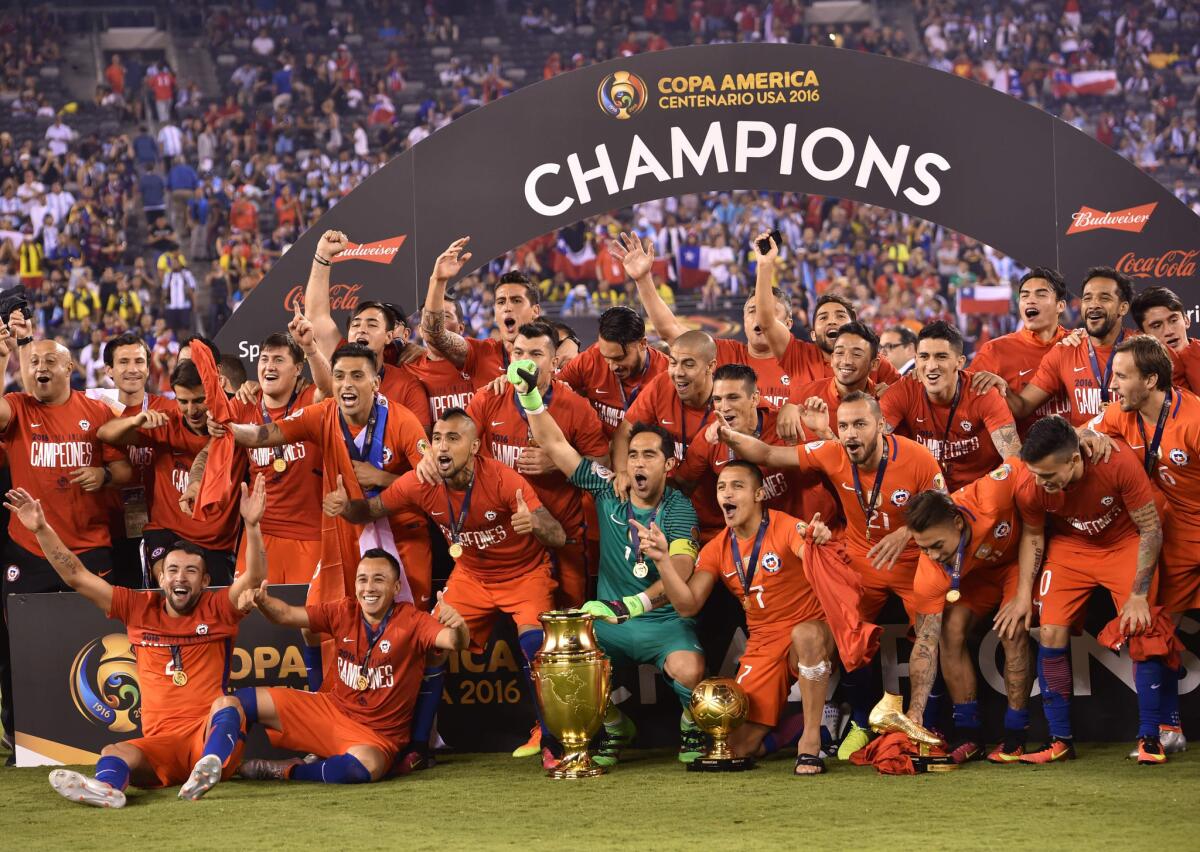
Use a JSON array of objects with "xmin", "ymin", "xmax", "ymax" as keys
[{"xmin": 506, "ymin": 359, "xmax": 708, "ymax": 765}]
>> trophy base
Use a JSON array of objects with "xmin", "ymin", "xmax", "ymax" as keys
[
  {"xmin": 546, "ymin": 751, "xmax": 607, "ymax": 779},
  {"xmin": 686, "ymin": 756, "xmax": 756, "ymax": 772}
]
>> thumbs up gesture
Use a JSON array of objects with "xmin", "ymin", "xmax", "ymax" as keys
[
  {"xmin": 511, "ymin": 487, "xmax": 535, "ymax": 535},
  {"xmin": 323, "ymin": 474, "xmax": 349, "ymax": 517}
]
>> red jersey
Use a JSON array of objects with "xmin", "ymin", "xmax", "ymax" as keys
[
  {"xmin": 716, "ymin": 338, "xmax": 800, "ymax": 408},
  {"xmin": 1028, "ymin": 335, "xmax": 1124, "ymax": 426},
  {"xmin": 792, "ymin": 377, "xmax": 877, "ymax": 427},
  {"xmin": 379, "ymin": 457, "xmax": 552, "ymax": 581},
  {"xmin": 558, "ymin": 344, "xmax": 669, "ymax": 437},
  {"xmin": 1013, "ymin": 451, "xmax": 1157, "ymax": 549},
  {"xmin": 402, "ymin": 353, "xmax": 478, "ymax": 422},
  {"xmin": 119, "ymin": 394, "xmax": 179, "ymax": 495},
  {"xmin": 307, "ymin": 597, "xmax": 443, "ymax": 744},
  {"xmin": 228, "ymin": 384, "xmax": 322, "ymax": 540},
  {"xmin": 776, "ymin": 337, "xmax": 901, "ymax": 398},
  {"xmin": 3, "ymin": 391, "xmax": 123, "ymax": 555},
  {"xmin": 465, "ymin": 337, "xmax": 508, "ymax": 385},
  {"xmin": 1090, "ymin": 388, "xmax": 1200, "ymax": 517},
  {"xmin": 1168, "ymin": 339, "xmax": 1200, "ymax": 393},
  {"xmin": 139, "ymin": 413, "xmax": 248, "ymax": 551},
  {"xmin": 970, "ymin": 325, "xmax": 1072, "ymax": 434},
  {"xmin": 879, "ymin": 372, "xmax": 1014, "ymax": 492},
  {"xmin": 378, "ymin": 364, "xmax": 432, "ymax": 432},
  {"xmin": 696, "ymin": 509, "xmax": 823, "ymax": 629},
  {"xmin": 677, "ymin": 406, "xmax": 839, "ymax": 526},
  {"xmin": 794, "ymin": 435, "xmax": 944, "ymax": 559},
  {"xmin": 108, "ymin": 585, "xmax": 244, "ymax": 736},
  {"xmin": 467, "ymin": 381, "xmax": 608, "ymax": 534}
]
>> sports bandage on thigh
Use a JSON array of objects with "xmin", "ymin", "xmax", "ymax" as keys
[{"xmin": 797, "ymin": 660, "xmax": 832, "ymax": 681}]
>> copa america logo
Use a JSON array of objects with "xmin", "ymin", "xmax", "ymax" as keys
[
  {"xmin": 597, "ymin": 71, "xmax": 648, "ymax": 119},
  {"xmin": 69, "ymin": 634, "xmax": 141, "ymax": 733}
]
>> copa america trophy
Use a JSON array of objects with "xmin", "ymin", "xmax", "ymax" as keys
[
  {"xmin": 686, "ymin": 677, "xmax": 755, "ymax": 772},
  {"xmin": 530, "ymin": 610, "xmax": 611, "ymax": 779},
  {"xmin": 868, "ymin": 692, "xmax": 958, "ymax": 772}
]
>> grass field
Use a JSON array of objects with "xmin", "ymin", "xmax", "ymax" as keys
[{"xmin": 1, "ymin": 744, "xmax": 1196, "ymax": 850}]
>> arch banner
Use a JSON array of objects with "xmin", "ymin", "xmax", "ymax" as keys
[{"xmin": 216, "ymin": 42, "xmax": 1199, "ymax": 357}]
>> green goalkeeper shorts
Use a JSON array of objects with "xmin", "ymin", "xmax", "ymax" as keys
[{"xmin": 593, "ymin": 615, "xmax": 704, "ymax": 671}]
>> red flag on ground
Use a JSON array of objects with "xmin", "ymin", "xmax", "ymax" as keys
[
  {"xmin": 801, "ymin": 538, "xmax": 881, "ymax": 671},
  {"xmin": 188, "ymin": 341, "xmax": 236, "ymax": 521},
  {"xmin": 1097, "ymin": 607, "xmax": 1183, "ymax": 670}
]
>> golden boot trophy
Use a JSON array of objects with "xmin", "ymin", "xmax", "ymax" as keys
[
  {"xmin": 530, "ymin": 610, "xmax": 611, "ymax": 779},
  {"xmin": 686, "ymin": 677, "xmax": 755, "ymax": 772},
  {"xmin": 868, "ymin": 692, "xmax": 958, "ymax": 772}
]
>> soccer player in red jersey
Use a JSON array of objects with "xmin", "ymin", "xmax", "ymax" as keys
[
  {"xmin": 1090, "ymin": 335, "xmax": 1200, "ymax": 754},
  {"xmin": 905, "ymin": 470, "xmax": 1030, "ymax": 764},
  {"xmin": 99, "ymin": 359, "xmax": 247, "ymax": 585},
  {"xmin": 234, "ymin": 549, "xmax": 469, "ymax": 784},
  {"xmin": 221, "ymin": 344, "xmax": 429, "ymax": 693},
  {"xmin": 715, "ymin": 392, "xmax": 945, "ymax": 755},
  {"xmin": 7, "ymin": 475, "xmax": 269, "ymax": 806},
  {"xmin": 339, "ymin": 407, "xmax": 566, "ymax": 768},
  {"xmin": 305, "ymin": 230, "xmax": 432, "ymax": 430},
  {"xmin": 1129, "ymin": 285, "xmax": 1200, "ymax": 393},
  {"xmin": 792, "ymin": 321, "xmax": 879, "ymax": 423},
  {"xmin": 678, "ymin": 363, "xmax": 839, "ymax": 526},
  {"xmin": 970, "ymin": 267, "xmax": 1072, "ymax": 435},
  {"xmin": 463, "ymin": 321, "xmax": 608, "ymax": 607},
  {"xmin": 996, "ymin": 416, "xmax": 1165, "ymax": 764},
  {"xmin": 881, "ymin": 321, "xmax": 1021, "ymax": 491},
  {"xmin": 421, "ymin": 236, "xmax": 541, "ymax": 387},
  {"xmin": 558, "ymin": 306, "xmax": 668, "ymax": 437},
  {"xmin": 656, "ymin": 462, "xmax": 845, "ymax": 774},
  {"xmin": 1009, "ymin": 267, "xmax": 1132, "ymax": 426}
]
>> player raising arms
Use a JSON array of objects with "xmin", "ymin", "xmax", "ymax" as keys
[
  {"xmin": 508, "ymin": 360, "xmax": 706, "ymax": 765},
  {"xmin": 904, "ymin": 472, "xmax": 1030, "ymax": 765},
  {"xmin": 713, "ymin": 391, "xmax": 945, "ymax": 757},
  {"xmin": 996, "ymin": 416, "xmax": 1165, "ymax": 764},
  {"xmin": 1129, "ymin": 286, "xmax": 1200, "ymax": 393},
  {"xmin": 235, "ymin": 550, "xmax": 469, "ymax": 784},
  {"xmin": 7, "ymin": 475, "xmax": 268, "ymax": 807},
  {"xmin": 881, "ymin": 321, "xmax": 1021, "ymax": 492},
  {"xmin": 1090, "ymin": 335, "xmax": 1200, "ymax": 754},
  {"xmin": 336, "ymin": 407, "xmax": 566, "ymax": 769}
]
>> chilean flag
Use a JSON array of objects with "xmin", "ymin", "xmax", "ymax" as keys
[
  {"xmin": 1053, "ymin": 69, "xmax": 1120, "ymax": 98},
  {"xmin": 554, "ymin": 236, "xmax": 596, "ymax": 280},
  {"xmin": 957, "ymin": 284, "xmax": 1012, "ymax": 315}
]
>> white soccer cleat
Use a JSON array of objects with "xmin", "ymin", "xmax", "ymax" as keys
[
  {"xmin": 1128, "ymin": 727, "xmax": 1187, "ymax": 758},
  {"xmin": 178, "ymin": 754, "xmax": 223, "ymax": 801},
  {"xmin": 49, "ymin": 769, "xmax": 126, "ymax": 809}
]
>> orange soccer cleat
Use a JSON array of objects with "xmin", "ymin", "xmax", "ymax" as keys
[
  {"xmin": 1134, "ymin": 736, "xmax": 1167, "ymax": 766},
  {"xmin": 1019, "ymin": 738, "xmax": 1076, "ymax": 764},
  {"xmin": 986, "ymin": 744, "xmax": 1026, "ymax": 764}
]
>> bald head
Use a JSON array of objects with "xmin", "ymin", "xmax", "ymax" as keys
[
  {"xmin": 671, "ymin": 329, "xmax": 717, "ymax": 362},
  {"xmin": 668, "ymin": 330, "xmax": 717, "ymax": 407},
  {"xmin": 28, "ymin": 339, "xmax": 73, "ymax": 403}
]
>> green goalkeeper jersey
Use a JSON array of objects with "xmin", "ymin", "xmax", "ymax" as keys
[{"xmin": 569, "ymin": 459, "xmax": 700, "ymax": 620}]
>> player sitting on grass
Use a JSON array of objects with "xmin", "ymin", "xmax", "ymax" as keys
[
  {"xmin": 7, "ymin": 475, "xmax": 269, "ymax": 807},
  {"xmin": 235, "ymin": 549, "xmax": 469, "ymax": 783},
  {"xmin": 509, "ymin": 358, "xmax": 707, "ymax": 766}
]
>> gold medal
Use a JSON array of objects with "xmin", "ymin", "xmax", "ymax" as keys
[
  {"xmin": 355, "ymin": 674, "xmax": 369, "ymax": 690},
  {"xmin": 945, "ymin": 589, "xmax": 961, "ymax": 604},
  {"xmin": 449, "ymin": 542, "xmax": 464, "ymax": 559},
  {"xmin": 172, "ymin": 670, "xmax": 188, "ymax": 687},
  {"xmin": 273, "ymin": 457, "xmax": 287, "ymax": 473},
  {"xmin": 742, "ymin": 596, "xmax": 751, "ymax": 611}
]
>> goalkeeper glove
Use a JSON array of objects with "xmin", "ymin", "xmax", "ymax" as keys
[
  {"xmin": 580, "ymin": 593, "xmax": 652, "ymax": 624},
  {"xmin": 506, "ymin": 358, "xmax": 543, "ymax": 411}
]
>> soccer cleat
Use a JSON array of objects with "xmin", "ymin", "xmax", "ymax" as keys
[
  {"xmin": 593, "ymin": 713, "xmax": 637, "ymax": 768},
  {"xmin": 987, "ymin": 744, "xmax": 1026, "ymax": 764},
  {"xmin": 836, "ymin": 722, "xmax": 872, "ymax": 761},
  {"xmin": 1134, "ymin": 736, "xmax": 1167, "ymax": 765},
  {"xmin": 949, "ymin": 740, "xmax": 984, "ymax": 765},
  {"xmin": 1019, "ymin": 738, "xmax": 1076, "ymax": 764},
  {"xmin": 512, "ymin": 723, "xmax": 541, "ymax": 759},
  {"xmin": 237, "ymin": 757, "xmax": 301, "ymax": 781},
  {"xmin": 678, "ymin": 722, "xmax": 707, "ymax": 764},
  {"xmin": 396, "ymin": 745, "xmax": 436, "ymax": 775},
  {"xmin": 49, "ymin": 769, "xmax": 126, "ymax": 808},
  {"xmin": 178, "ymin": 754, "xmax": 223, "ymax": 801},
  {"xmin": 1159, "ymin": 725, "xmax": 1186, "ymax": 754},
  {"xmin": 541, "ymin": 747, "xmax": 559, "ymax": 771}
]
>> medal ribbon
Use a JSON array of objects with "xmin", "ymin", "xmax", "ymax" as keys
[
  {"xmin": 616, "ymin": 350, "xmax": 650, "ymax": 411},
  {"xmin": 729, "ymin": 510, "xmax": 770, "ymax": 597},
  {"xmin": 1086, "ymin": 330, "xmax": 1124, "ymax": 403},
  {"xmin": 169, "ymin": 645, "xmax": 185, "ymax": 682},
  {"xmin": 677, "ymin": 393, "xmax": 713, "ymax": 456},
  {"xmin": 357, "ymin": 604, "xmax": 395, "ymax": 686},
  {"xmin": 941, "ymin": 525, "xmax": 969, "ymax": 598},
  {"xmin": 627, "ymin": 499, "xmax": 663, "ymax": 565},
  {"xmin": 339, "ymin": 395, "xmax": 389, "ymax": 496},
  {"xmin": 261, "ymin": 384, "xmax": 301, "ymax": 470},
  {"xmin": 923, "ymin": 372, "xmax": 964, "ymax": 474},
  {"xmin": 850, "ymin": 438, "xmax": 891, "ymax": 536},
  {"xmin": 443, "ymin": 470, "xmax": 476, "ymax": 552},
  {"xmin": 1135, "ymin": 388, "xmax": 1173, "ymax": 477}
]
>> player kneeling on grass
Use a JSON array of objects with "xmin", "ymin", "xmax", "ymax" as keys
[
  {"xmin": 235, "ymin": 550, "xmax": 469, "ymax": 783},
  {"xmin": 7, "ymin": 475, "xmax": 269, "ymax": 807},
  {"xmin": 653, "ymin": 461, "xmax": 869, "ymax": 776}
]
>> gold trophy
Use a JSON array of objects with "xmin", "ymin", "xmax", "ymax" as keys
[
  {"xmin": 686, "ymin": 677, "xmax": 755, "ymax": 772},
  {"xmin": 530, "ymin": 610, "xmax": 611, "ymax": 779},
  {"xmin": 868, "ymin": 692, "xmax": 958, "ymax": 772}
]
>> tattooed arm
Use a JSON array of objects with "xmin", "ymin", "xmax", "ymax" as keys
[
  {"xmin": 222, "ymin": 420, "xmax": 289, "ymax": 448},
  {"xmin": 905, "ymin": 612, "xmax": 943, "ymax": 723},
  {"xmin": 529, "ymin": 506, "xmax": 566, "ymax": 549},
  {"xmin": 1120, "ymin": 500, "xmax": 1162, "ymax": 634},
  {"xmin": 995, "ymin": 524, "xmax": 1042, "ymax": 640},
  {"xmin": 422, "ymin": 238, "xmax": 473, "ymax": 369},
  {"xmin": 990, "ymin": 424, "xmax": 1022, "ymax": 460}
]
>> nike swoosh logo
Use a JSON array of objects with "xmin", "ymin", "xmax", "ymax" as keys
[
  {"xmin": 227, "ymin": 734, "xmax": 237, "ymax": 747},
  {"xmin": 593, "ymin": 389, "xmax": 607, "ymax": 395},
  {"xmin": 722, "ymin": 570, "xmax": 738, "ymax": 577},
  {"xmin": 1019, "ymin": 369, "xmax": 1033, "ymax": 376},
  {"xmin": 609, "ymin": 513, "xmax": 627, "ymax": 526},
  {"xmin": 491, "ymin": 420, "xmax": 504, "ymax": 427},
  {"xmin": 342, "ymin": 638, "xmax": 354, "ymax": 643},
  {"xmin": 661, "ymin": 420, "xmax": 674, "ymax": 425},
  {"xmin": 915, "ymin": 417, "xmax": 925, "ymax": 423},
  {"xmin": 30, "ymin": 423, "xmax": 41, "ymax": 427},
  {"xmin": 1073, "ymin": 366, "xmax": 1087, "ymax": 372},
  {"xmin": 1151, "ymin": 683, "xmax": 1160, "ymax": 689},
  {"xmin": 841, "ymin": 483, "xmax": 857, "ymax": 491},
  {"xmin": 715, "ymin": 459, "xmax": 729, "ymax": 466},
  {"xmin": 431, "ymin": 511, "xmax": 445, "ymax": 516},
  {"xmin": 1130, "ymin": 444, "xmax": 1144, "ymax": 450}
]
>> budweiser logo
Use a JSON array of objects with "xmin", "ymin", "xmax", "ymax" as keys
[
  {"xmin": 1115, "ymin": 249, "xmax": 1198, "ymax": 279},
  {"xmin": 1066, "ymin": 202, "xmax": 1157, "ymax": 235},
  {"xmin": 284, "ymin": 283, "xmax": 363, "ymax": 312},
  {"xmin": 331, "ymin": 235, "xmax": 407, "ymax": 265}
]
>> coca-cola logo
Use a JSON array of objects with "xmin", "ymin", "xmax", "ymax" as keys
[
  {"xmin": 1115, "ymin": 249, "xmax": 1198, "ymax": 279},
  {"xmin": 284, "ymin": 283, "xmax": 363, "ymax": 312},
  {"xmin": 331, "ymin": 235, "xmax": 407, "ymax": 265},
  {"xmin": 1066, "ymin": 202, "xmax": 1157, "ymax": 235}
]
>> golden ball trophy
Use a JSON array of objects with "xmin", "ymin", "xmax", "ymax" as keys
[
  {"xmin": 868, "ymin": 692, "xmax": 958, "ymax": 772},
  {"xmin": 530, "ymin": 610, "xmax": 611, "ymax": 779},
  {"xmin": 686, "ymin": 677, "xmax": 755, "ymax": 772}
]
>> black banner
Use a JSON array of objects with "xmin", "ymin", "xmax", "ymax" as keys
[{"xmin": 215, "ymin": 43, "xmax": 1199, "ymax": 360}]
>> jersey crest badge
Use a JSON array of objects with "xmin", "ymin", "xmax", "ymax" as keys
[
  {"xmin": 761, "ymin": 552, "xmax": 781, "ymax": 574},
  {"xmin": 960, "ymin": 420, "xmax": 972, "ymax": 432},
  {"xmin": 994, "ymin": 521, "xmax": 1011, "ymax": 538},
  {"xmin": 591, "ymin": 461, "xmax": 614, "ymax": 480},
  {"xmin": 1170, "ymin": 448, "xmax": 1188, "ymax": 466},
  {"xmin": 1101, "ymin": 496, "xmax": 1114, "ymax": 506},
  {"xmin": 79, "ymin": 419, "xmax": 91, "ymax": 431},
  {"xmin": 380, "ymin": 640, "xmax": 391, "ymax": 654},
  {"xmin": 5, "ymin": 565, "xmax": 17, "ymax": 582},
  {"xmin": 891, "ymin": 489, "xmax": 910, "ymax": 506},
  {"xmin": 485, "ymin": 510, "xmax": 497, "ymax": 521},
  {"xmin": 196, "ymin": 623, "xmax": 209, "ymax": 635},
  {"xmin": 989, "ymin": 464, "xmax": 1011, "ymax": 481}
]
